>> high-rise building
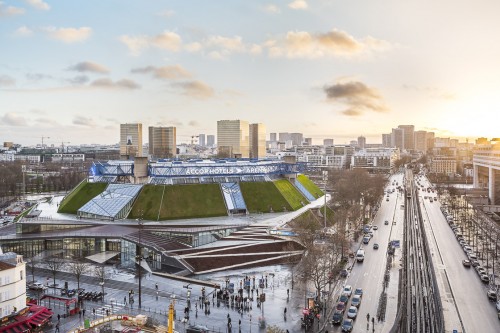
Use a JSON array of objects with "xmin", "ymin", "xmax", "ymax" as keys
[
  {"xmin": 398, "ymin": 125, "xmax": 415, "ymax": 150},
  {"xmin": 358, "ymin": 136, "xmax": 366, "ymax": 149},
  {"xmin": 148, "ymin": 126, "xmax": 176, "ymax": 159},
  {"xmin": 270, "ymin": 133, "xmax": 277, "ymax": 142},
  {"xmin": 382, "ymin": 134, "xmax": 391, "ymax": 148},
  {"xmin": 414, "ymin": 130, "xmax": 428, "ymax": 152},
  {"xmin": 304, "ymin": 138, "xmax": 312, "ymax": 146},
  {"xmin": 323, "ymin": 139, "xmax": 334, "ymax": 146},
  {"xmin": 391, "ymin": 128, "xmax": 404, "ymax": 150},
  {"xmin": 198, "ymin": 134, "xmax": 206, "ymax": 147},
  {"xmin": 217, "ymin": 120, "xmax": 250, "ymax": 158},
  {"xmin": 291, "ymin": 133, "xmax": 304, "ymax": 146},
  {"xmin": 250, "ymin": 123, "xmax": 266, "ymax": 158},
  {"xmin": 207, "ymin": 135, "xmax": 215, "ymax": 147},
  {"xmin": 426, "ymin": 132, "xmax": 435, "ymax": 150},
  {"xmin": 120, "ymin": 123, "xmax": 143, "ymax": 159},
  {"xmin": 279, "ymin": 132, "xmax": 291, "ymax": 142}
]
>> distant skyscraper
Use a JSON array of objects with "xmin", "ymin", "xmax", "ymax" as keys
[
  {"xmin": 207, "ymin": 135, "xmax": 215, "ymax": 147},
  {"xmin": 279, "ymin": 132, "xmax": 291, "ymax": 142},
  {"xmin": 323, "ymin": 139, "xmax": 334, "ymax": 146},
  {"xmin": 304, "ymin": 138, "xmax": 312, "ymax": 146},
  {"xmin": 391, "ymin": 128, "xmax": 404, "ymax": 150},
  {"xmin": 398, "ymin": 125, "xmax": 415, "ymax": 150},
  {"xmin": 382, "ymin": 134, "xmax": 391, "ymax": 148},
  {"xmin": 198, "ymin": 134, "xmax": 206, "ymax": 147},
  {"xmin": 120, "ymin": 123, "xmax": 143, "ymax": 159},
  {"xmin": 426, "ymin": 132, "xmax": 435, "ymax": 150},
  {"xmin": 270, "ymin": 133, "xmax": 277, "ymax": 141},
  {"xmin": 217, "ymin": 120, "xmax": 250, "ymax": 158},
  {"xmin": 414, "ymin": 130, "xmax": 428, "ymax": 152},
  {"xmin": 149, "ymin": 126, "xmax": 176, "ymax": 158},
  {"xmin": 249, "ymin": 123, "xmax": 266, "ymax": 158},
  {"xmin": 358, "ymin": 136, "xmax": 366, "ymax": 149},
  {"xmin": 291, "ymin": 133, "xmax": 304, "ymax": 146}
]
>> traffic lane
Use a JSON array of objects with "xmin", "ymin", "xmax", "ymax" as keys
[{"xmin": 423, "ymin": 201, "xmax": 500, "ymax": 332}]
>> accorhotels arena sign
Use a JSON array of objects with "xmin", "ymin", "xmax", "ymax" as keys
[{"xmin": 183, "ymin": 165, "xmax": 275, "ymax": 175}]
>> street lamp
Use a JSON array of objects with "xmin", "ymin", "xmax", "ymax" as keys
[
  {"xmin": 136, "ymin": 211, "xmax": 144, "ymax": 309},
  {"xmin": 322, "ymin": 170, "xmax": 328, "ymax": 229}
]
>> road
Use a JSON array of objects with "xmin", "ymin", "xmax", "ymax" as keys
[{"xmin": 418, "ymin": 176, "xmax": 500, "ymax": 333}]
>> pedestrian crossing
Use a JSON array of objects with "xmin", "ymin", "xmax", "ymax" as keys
[{"xmin": 90, "ymin": 302, "xmax": 126, "ymax": 317}]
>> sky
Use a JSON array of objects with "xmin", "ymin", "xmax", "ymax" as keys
[{"xmin": 1, "ymin": 0, "xmax": 500, "ymax": 146}]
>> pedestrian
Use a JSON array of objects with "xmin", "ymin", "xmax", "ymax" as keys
[
  {"xmin": 287, "ymin": 288, "xmax": 289, "ymax": 297},
  {"xmin": 155, "ymin": 282, "xmax": 158, "ymax": 290},
  {"xmin": 57, "ymin": 314, "xmax": 60, "ymax": 321},
  {"xmin": 124, "ymin": 296, "xmax": 127, "ymax": 304},
  {"xmin": 82, "ymin": 309, "xmax": 86, "ymax": 317},
  {"xmin": 239, "ymin": 319, "xmax": 241, "ymax": 327},
  {"xmin": 79, "ymin": 310, "xmax": 81, "ymax": 318},
  {"xmin": 55, "ymin": 323, "xmax": 60, "ymax": 333},
  {"xmin": 106, "ymin": 309, "xmax": 109, "ymax": 316}
]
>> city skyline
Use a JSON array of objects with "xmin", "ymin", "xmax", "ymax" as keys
[{"xmin": 2, "ymin": 0, "xmax": 500, "ymax": 145}]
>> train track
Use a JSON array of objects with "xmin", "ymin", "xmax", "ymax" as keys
[{"xmin": 394, "ymin": 170, "xmax": 444, "ymax": 333}]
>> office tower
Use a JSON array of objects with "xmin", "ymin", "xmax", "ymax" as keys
[
  {"xmin": 391, "ymin": 128, "xmax": 404, "ymax": 150},
  {"xmin": 207, "ymin": 135, "xmax": 215, "ymax": 147},
  {"xmin": 426, "ymin": 132, "xmax": 435, "ymax": 150},
  {"xmin": 291, "ymin": 133, "xmax": 304, "ymax": 146},
  {"xmin": 270, "ymin": 133, "xmax": 277, "ymax": 142},
  {"xmin": 148, "ymin": 126, "xmax": 176, "ymax": 159},
  {"xmin": 382, "ymin": 134, "xmax": 392, "ymax": 148},
  {"xmin": 250, "ymin": 123, "xmax": 267, "ymax": 158},
  {"xmin": 358, "ymin": 136, "xmax": 366, "ymax": 149},
  {"xmin": 398, "ymin": 125, "xmax": 415, "ymax": 150},
  {"xmin": 217, "ymin": 120, "xmax": 250, "ymax": 158},
  {"xmin": 120, "ymin": 123, "xmax": 143, "ymax": 158},
  {"xmin": 414, "ymin": 131, "xmax": 428, "ymax": 152},
  {"xmin": 323, "ymin": 139, "xmax": 334, "ymax": 146},
  {"xmin": 198, "ymin": 134, "xmax": 206, "ymax": 147},
  {"xmin": 279, "ymin": 132, "xmax": 291, "ymax": 142},
  {"xmin": 304, "ymin": 138, "xmax": 312, "ymax": 146}
]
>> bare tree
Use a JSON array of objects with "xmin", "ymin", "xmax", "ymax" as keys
[
  {"xmin": 26, "ymin": 256, "xmax": 37, "ymax": 283},
  {"xmin": 47, "ymin": 259, "xmax": 65, "ymax": 289},
  {"xmin": 95, "ymin": 266, "xmax": 106, "ymax": 302},
  {"xmin": 299, "ymin": 241, "xmax": 337, "ymax": 301},
  {"xmin": 266, "ymin": 325, "xmax": 286, "ymax": 333},
  {"xmin": 68, "ymin": 261, "xmax": 90, "ymax": 290}
]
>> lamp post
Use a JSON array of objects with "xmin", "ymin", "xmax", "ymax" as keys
[
  {"xmin": 322, "ymin": 170, "xmax": 328, "ymax": 230},
  {"xmin": 137, "ymin": 211, "xmax": 144, "ymax": 309}
]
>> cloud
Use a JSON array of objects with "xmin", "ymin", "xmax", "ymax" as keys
[
  {"xmin": 0, "ymin": 75, "xmax": 15, "ymax": 86},
  {"xmin": 120, "ymin": 31, "xmax": 181, "ymax": 55},
  {"xmin": 172, "ymin": 80, "xmax": 215, "ymax": 99},
  {"xmin": 266, "ymin": 28, "xmax": 390, "ymax": 59},
  {"xmin": 131, "ymin": 65, "xmax": 192, "ymax": 80},
  {"xmin": 205, "ymin": 35, "xmax": 246, "ymax": 59},
  {"xmin": 1, "ymin": 112, "xmax": 28, "ymax": 126},
  {"xmin": 188, "ymin": 120, "xmax": 199, "ymax": 127},
  {"xmin": 402, "ymin": 84, "xmax": 456, "ymax": 100},
  {"xmin": 90, "ymin": 78, "xmax": 141, "ymax": 90},
  {"xmin": 67, "ymin": 61, "xmax": 110, "ymax": 74},
  {"xmin": 0, "ymin": 3, "xmax": 25, "ymax": 17},
  {"xmin": 26, "ymin": 73, "xmax": 53, "ymax": 81},
  {"xmin": 157, "ymin": 10, "xmax": 175, "ymax": 17},
  {"xmin": 73, "ymin": 115, "xmax": 96, "ymax": 127},
  {"xmin": 15, "ymin": 25, "xmax": 32, "ymax": 36},
  {"xmin": 67, "ymin": 75, "xmax": 89, "ymax": 85},
  {"xmin": 184, "ymin": 42, "xmax": 202, "ymax": 52},
  {"xmin": 24, "ymin": 0, "xmax": 50, "ymax": 10},
  {"xmin": 323, "ymin": 80, "xmax": 389, "ymax": 116},
  {"xmin": 43, "ymin": 26, "xmax": 92, "ymax": 43},
  {"xmin": 288, "ymin": 0, "xmax": 308, "ymax": 10},
  {"xmin": 263, "ymin": 4, "xmax": 280, "ymax": 13}
]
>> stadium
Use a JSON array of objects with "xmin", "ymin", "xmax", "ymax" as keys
[{"xmin": 2, "ymin": 157, "xmax": 325, "ymax": 275}]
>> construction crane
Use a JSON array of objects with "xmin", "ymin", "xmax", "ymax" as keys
[
  {"xmin": 191, "ymin": 135, "xmax": 199, "ymax": 145},
  {"xmin": 41, "ymin": 136, "xmax": 50, "ymax": 148},
  {"xmin": 61, "ymin": 141, "xmax": 70, "ymax": 153}
]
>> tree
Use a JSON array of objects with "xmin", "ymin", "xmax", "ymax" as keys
[
  {"xmin": 95, "ymin": 266, "xmax": 106, "ymax": 302},
  {"xmin": 47, "ymin": 259, "xmax": 65, "ymax": 289},
  {"xmin": 26, "ymin": 256, "xmax": 37, "ymax": 283},
  {"xmin": 266, "ymin": 325, "xmax": 286, "ymax": 333},
  {"xmin": 68, "ymin": 261, "xmax": 90, "ymax": 291}
]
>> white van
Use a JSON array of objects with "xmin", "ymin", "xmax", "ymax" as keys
[{"xmin": 356, "ymin": 249, "xmax": 365, "ymax": 262}]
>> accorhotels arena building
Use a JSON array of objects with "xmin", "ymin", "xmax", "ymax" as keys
[{"xmin": 0, "ymin": 157, "xmax": 309, "ymax": 275}]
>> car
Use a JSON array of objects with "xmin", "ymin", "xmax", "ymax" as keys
[
  {"xmin": 186, "ymin": 325, "xmax": 210, "ymax": 333},
  {"xmin": 480, "ymin": 274, "xmax": 490, "ymax": 283},
  {"xmin": 471, "ymin": 260, "xmax": 480, "ymax": 267},
  {"xmin": 468, "ymin": 253, "xmax": 477, "ymax": 260},
  {"xmin": 336, "ymin": 302, "xmax": 346, "ymax": 313},
  {"xmin": 384, "ymin": 220, "xmax": 389, "ymax": 225},
  {"xmin": 463, "ymin": 246, "xmax": 472, "ymax": 253},
  {"xmin": 462, "ymin": 259, "xmax": 471, "ymax": 267},
  {"xmin": 354, "ymin": 288, "xmax": 363, "ymax": 297},
  {"xmin": 347, "ymin": 306, "xmax": 358, "ymax": 319},
  {"xmin": 386, "ymin": 198, "xmax": 389, "ymax": 202},
  {"xmin": 28, "ymin": 282, "xmax": 47, "ymax": 291},
  {"xmin": 362, "ymin": 236, "xmax": 370, "ymax": 244},
  {"xmin": 351, "ymin": 294, "xmax": 362, "ymax": 307},
  {"xmin": 487, "ymin": 290, "xmax": 497, "ymax": 301},
  {"xmin": 373, "ymin": 226, "xmax": 378, "ymax": 230},
  {"xmin": 340, "ymin": 269, "xmax": 348, "ymax": 278},
  {"xmin": 332, "ymin": 311, "xmax": 343, "ymax": 325},
  {"xmin": 341, "ymin": 318, "xmax": 354, "ymax": 332},
  {"xmin": 339, "ymin": 295, "xmax": 349, "ymax": 304},
  {"xmin": 342, "ymin": 285, "xmax": 353, "ymax": 297},
  {"xmin": 476, "ymin": 266, "xmax": 487, "ymax": 275},
  {"xmin": 373, "ymin": 243, "xmax": 379, "ymax": 250}
]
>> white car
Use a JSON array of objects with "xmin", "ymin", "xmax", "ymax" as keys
[
  {"xmin": 28, "ymin": 282, "xmax": 47, "ymax": 291},
  {"xmin": 342, "ymin": 285, "xmax": 353, "ymax": 297},
  {"xmin": 347, "ymin": 306, "xmax": 358, "ymax": 319}
]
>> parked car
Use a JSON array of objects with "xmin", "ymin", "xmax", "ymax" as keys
[
  {"xmin": 340, "ymin": 269, "xmax": 349, "ymax": 278},
  {"xmin": 354, "ymin": 288, "xmax": 363, "ymax": 297},
  {"xmin": 342, "ymin": 319, "xmax": 354, "ymax": 332},
  {"xmin": 462, "ymin": 259, "xmax": 471, "ymax": 267},
  {"xmin": 487, "ymin": 290, "xmax": 497, "ymax": 301},
  {"xmin": 332, "ymin": 311, "xmax": 343, "ymax": 325},
  {"xmin": 347, "ymin": 306, "xmax": 358, "ymax": 319},
  {"xmin": 480, "ymin": 274, "xmax": 490, "ymax": 283},
  {"xmin": 342, "ymin": 285, "xmax": 353, "ymax": 297},
  {"xmin": 373, "ymin": 226, "xmax": 378, "ymax": 230},
  {"xmin": 28, "ymin": 282, "xmax": 47, "ymax": 291},
  {"xmin": 339, "ymin": 295, "xmax": 349, "ymax": 304},
  {"xmin": 336, "ymin": 302, "xmax": 346, "ymax": 313},
  {"xmin": 351, "ymin": 294, "xmax": 362, "ymax": 307}
]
